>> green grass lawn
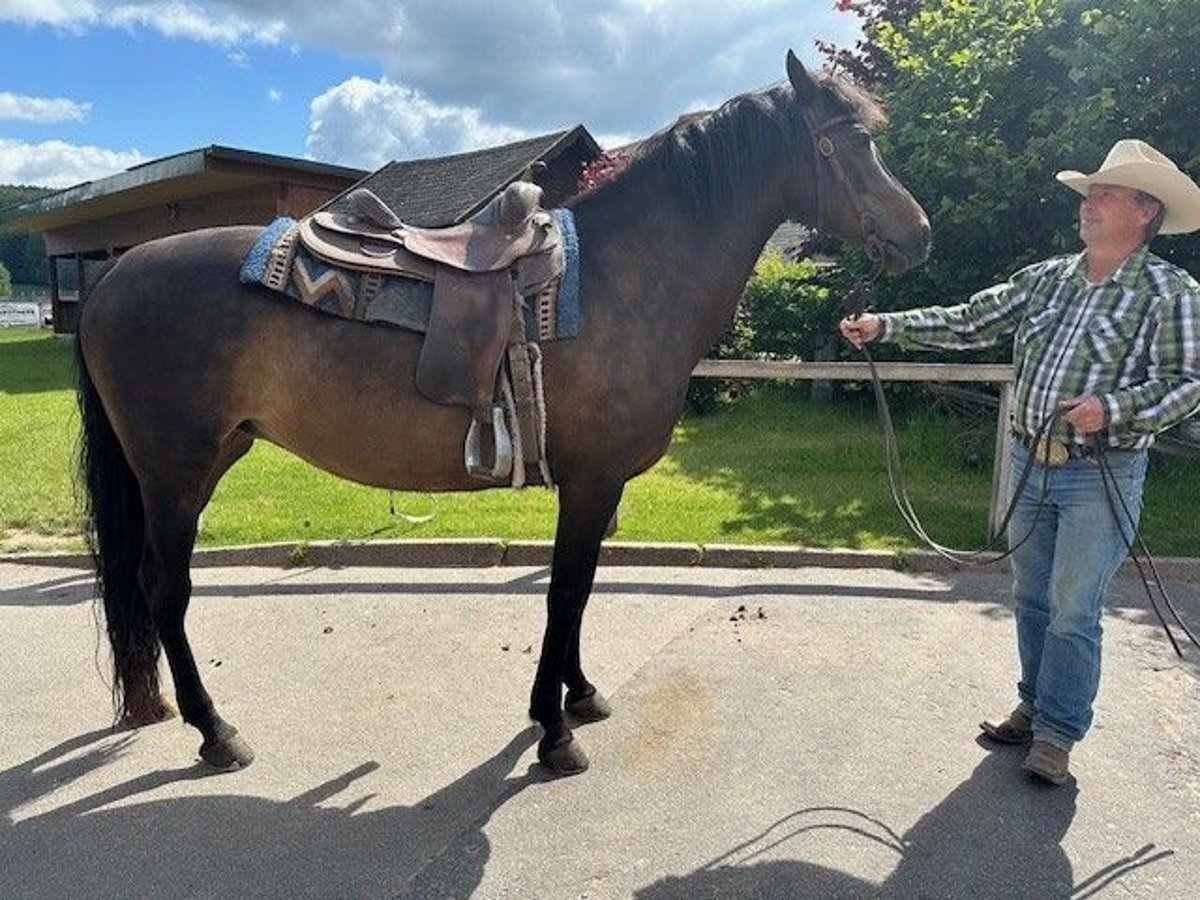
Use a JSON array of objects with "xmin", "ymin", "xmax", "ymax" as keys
[
  {"xmin": 0, "ymin": 328, "xmax": 79, "ymax": 545},
  {"xmin": 2, "ymin": 325, "xmax": 1198, "ymax": 555}
]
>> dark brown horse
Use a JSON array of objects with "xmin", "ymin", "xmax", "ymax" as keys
[{"xmin": 76, "ymin": 52, "xmax": 930, "ymax": 775}]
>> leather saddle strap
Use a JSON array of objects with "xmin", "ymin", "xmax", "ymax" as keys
[
  {"xmin": 415, "ymin": 267, "xmax": 514, "ymax": 416},
  {"xmin": 505, "ymin": 295, "xmax": 543, "ymax": 475}
]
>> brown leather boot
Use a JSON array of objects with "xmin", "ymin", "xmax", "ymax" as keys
[
  {"xmin": 979, "ymin": 708, "xmax": 1033, "ymax": 745},
  {"xmin": 1022, "ymin": 739, "xmax": 1071, "ymax": 785}
]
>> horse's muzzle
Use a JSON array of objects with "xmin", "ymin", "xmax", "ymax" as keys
[{"xmin": 867, "ymin": 216, "xmax": 932, "ymax": 275}]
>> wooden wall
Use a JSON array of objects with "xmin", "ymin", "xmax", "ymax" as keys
[
  {"xmin": 43, "ymin": 182, "xmax": 279, "ymax": 257},
  {"xmin": 45, "ymin": 178, "xmax": 350, "ymax": 331}
]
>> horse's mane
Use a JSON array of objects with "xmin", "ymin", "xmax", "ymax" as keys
[{"xmin": 579, "ymin": 72, "xmax": 887, "ymax": 219}]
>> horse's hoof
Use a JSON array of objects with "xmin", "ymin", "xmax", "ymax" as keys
[
  {"xmin": 538, "ymin": 734, "xmax": 590, "ymax": 776},
  {"xmin": 565, "ymin": 689, "xmax": 612, "ymax": 725},
  {"xmin": 118, "ymin": 696, "xmax": 178, "ymax": 730},
  {"xmin": 199, "ymin": 732, "xmax": 256, "ymax": 771}
]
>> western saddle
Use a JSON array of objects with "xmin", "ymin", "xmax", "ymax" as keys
[{"xmin": 296, "ymin": 184, "xmax": 565, "ymax": 482}]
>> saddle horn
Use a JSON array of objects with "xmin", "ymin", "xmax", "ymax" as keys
[{"xmin": 346, "ymin": 188, "xmax": 403, "ymax": 230}]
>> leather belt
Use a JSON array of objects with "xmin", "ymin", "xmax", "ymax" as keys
[{"xmin": 1012, "ymin": 431, "xmax": 1094, "ymax": 466}]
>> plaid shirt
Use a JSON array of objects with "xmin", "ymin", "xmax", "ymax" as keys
[{"xmin": 878, "ymin": 245, "xmax": 1200, "ymax": 449}]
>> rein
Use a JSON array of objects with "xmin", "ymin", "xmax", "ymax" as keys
[
  {"xmin": 1092, "ymin": 434, "xmax": 1200, "ymax": 656},
  {"xmin": 840, "ymin": 274, "xmax": 1198, "ymax": 657},
  {"xmin": 844, "ymin": 269, "xmax": 1057, "ymax": 567}
]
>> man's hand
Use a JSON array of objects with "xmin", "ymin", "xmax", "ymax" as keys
[
  {"xmin": 1060, "ymin": 394, "xmax": 1108, "ymax": 434},
  {"xmin": 839, "ymin": 313, "xmax": 882, "ymax": 348}
]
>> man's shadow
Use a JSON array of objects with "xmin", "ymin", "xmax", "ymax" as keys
[
  {"xmin": 1, "ymin": 724, "xmax": 544, "ymax": 899},
  {"xmin": 635, "ymin": 747, "xmax": 1171, "ymax": 900}
]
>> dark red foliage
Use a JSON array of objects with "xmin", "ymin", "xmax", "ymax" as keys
[
  {"xmin": 819, "ymin": 0, "xmax": 923, "ymax": 87},
  {"xmin": 577, "ymin": 148, "xmax": 635, "ymax": 192}
]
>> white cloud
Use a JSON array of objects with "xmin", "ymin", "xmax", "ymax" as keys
[
  {"xmin": 0, "ymin": 91, "xmax": 91, "ymax": 123},
  {"xmin": 106, "ymin": 2, "xmax": 285, "ymax": 45},
  {"xmin": 0, "ymin": 138, "xmax": 148, "ymax": 188},
  {"xmin": 307, "ymin": 77, "xmax": 530, "ymax": 169},
  {"xmin": 296, "ymin": 1, "xmax": 860, "ymax": 141},
  {"xmin": 0, "ymin": 1, "xmax": 98, "ymax": 29},
  {"xmin": 0, "ymin": 1, "xmax": 284, "ymax": 44},
  {"xmin": 268, "ymin": 87, "xmax": 282, "ymax": 103},
  {"xmin": 1, "ymin": 2, "xmax": 863, "ymax": 156}
]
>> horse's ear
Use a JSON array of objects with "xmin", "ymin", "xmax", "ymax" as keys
[{"xmin": 786, "ymin": 50, "xmax": 818, "ymax": 105}]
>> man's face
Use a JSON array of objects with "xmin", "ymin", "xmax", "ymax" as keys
[{"xmin": 1078, "ymin": 183, "xmax": 1159, "ymax": 247}]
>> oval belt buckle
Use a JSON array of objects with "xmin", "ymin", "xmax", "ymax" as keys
[{"xmin": 1034, "ymin": 437, "xmax": 1070, "ymax": 466}]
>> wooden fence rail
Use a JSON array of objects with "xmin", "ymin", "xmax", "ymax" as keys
[{"xmin": 692, "ymin": 359, "xmax": 1016, "ymax": 540}]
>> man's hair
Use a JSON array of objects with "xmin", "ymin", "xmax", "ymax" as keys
[{"xmin": 1137, "ymin": 190, "xmax": 1166, "ymax": 242}]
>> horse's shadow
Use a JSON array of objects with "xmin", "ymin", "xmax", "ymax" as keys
[
  {"xmin": 635, "ymin": 747, "xmax": 1172, "ymax": 900},
  {"xmin": 0, "ymin": 724, "xmax": 545, "ymax": 899}
]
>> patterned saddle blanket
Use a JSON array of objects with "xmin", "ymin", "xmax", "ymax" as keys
[{"xmin": 240, "ymin": 202, "xmax": 580, "ymax": 341}]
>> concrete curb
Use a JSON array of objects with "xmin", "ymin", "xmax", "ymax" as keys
[{"xmin": 3, "ymin": 539, "xmax": 1198, "ymax": 580}]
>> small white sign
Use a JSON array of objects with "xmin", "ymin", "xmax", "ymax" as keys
[{"xmin": 0, "ymin": 302, "xmax": 42, "ymax": 327}]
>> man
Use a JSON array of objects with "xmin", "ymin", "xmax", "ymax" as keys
[{"xmin": 840, "ymin": 139, "xmax": 1200, "ymax": 785}]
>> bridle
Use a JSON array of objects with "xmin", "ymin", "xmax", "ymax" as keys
[
  {"xmin": 800, "ymin": 107, "xmax": 888, "ymax": 272},
  {"xmin": 799, "ymin": 101, "xmax": 1049, "ymax": 563}
]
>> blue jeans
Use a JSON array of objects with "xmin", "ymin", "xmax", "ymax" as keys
[{"xmin": 1006, "ymin": 442, "xmax": 1148, "ymax": 750}]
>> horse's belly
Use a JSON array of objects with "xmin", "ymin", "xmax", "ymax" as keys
[
  {"xmin": 246, "ymin": 315, "xmax": 491, "ymax": 492},
  {"xmin": 256, "ymin": 411, "xmax": 489, "ymax": 494}
]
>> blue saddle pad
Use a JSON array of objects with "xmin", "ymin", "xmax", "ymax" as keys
[{"xmin": 239, "ymin": 209, "xmax": 582, "ymax": 339}]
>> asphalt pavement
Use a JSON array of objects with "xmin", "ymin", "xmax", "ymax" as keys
[{"xmin": 2, "ymin": 557, "xmax": 1198, "ymax": 899}]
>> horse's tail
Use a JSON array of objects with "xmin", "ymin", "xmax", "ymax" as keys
[{"xmin": 75, "ymin": 294, "xmax": 160, "ymax": 721}]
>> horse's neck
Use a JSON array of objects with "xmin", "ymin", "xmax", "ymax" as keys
[{"xmin": 573, "ymin": 108, "xmax": 807, "ymax": 367}]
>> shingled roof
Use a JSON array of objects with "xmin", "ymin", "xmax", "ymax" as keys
[{"xmin": 326, "ymin": 126, "xmax": 601, "ymax": 226}]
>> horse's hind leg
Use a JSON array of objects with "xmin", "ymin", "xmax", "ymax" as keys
[
  {"xmin": 530, "ymin": 477, "xmax": 623, "ymax": 775},
  {"xmin": 139, "ymin": 435, "xmax": 255, "ymax": 769},
  {"xmin": 120, "ymin": 434, "xmax": 253, "ymax": 728}
]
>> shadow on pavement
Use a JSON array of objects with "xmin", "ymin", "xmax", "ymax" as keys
[
  {"xmin": 635, "ymin": 749, "xmax": 1172, "ymax": 899},
  {"xmin": 3, "ymin": 566, "xmax": 1196, "ymax": 674},
  {"xmin": 1, "ymin": 724, "xmax": 544, "ymax": 899},
  {"xmin": 0, "ymin": 571, "xmax": 96, "ymax": 608}
]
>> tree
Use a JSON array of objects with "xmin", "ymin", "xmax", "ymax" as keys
[
  {"xmin": 824, "ymin": 0, "xmax": 1200, "ymax": 317},
  {"xmin": 0, "ymin": 229, "xmax": 48, "ymax": 286},
  {"xmin": 0, "ymin": 260, "xmax": 11, "ymax": 297},
  {"xmin": 0, "ymin": 184, "xmax": 53, "ymax": 288}
]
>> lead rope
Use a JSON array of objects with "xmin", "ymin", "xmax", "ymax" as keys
[
  {"xmin": 842, "ymin": 268, "xmax": 1055, "ymax": 566},
  {"xmin": 1091, "ymin": 434, "xmax": 1199, "ymax": 657},
  {"xmin": 844, "ymin": 275, "xmax": 1195, "ymax": 655}
]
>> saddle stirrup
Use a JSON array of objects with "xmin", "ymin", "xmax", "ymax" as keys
[{"xmin": 465, "ymin": 406, "xmax": 513, "ymax": 480}]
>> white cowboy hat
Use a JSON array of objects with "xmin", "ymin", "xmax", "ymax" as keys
[{"xmin": 1056, "ymin": 139, "xmax": 1200, "ymax": 235}]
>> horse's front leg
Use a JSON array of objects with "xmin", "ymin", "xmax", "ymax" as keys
[
  {"xmin": 530, "ymin": 478, "xmax": 623, "ymax": 775},
  {"xmin": 563, "ymin": 625, "xmax": 613, "ymax": 725}
]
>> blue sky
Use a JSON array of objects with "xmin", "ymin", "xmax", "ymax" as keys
[{"xmin": 0, "ymin": 2, "xmax": 861, "ymax": 188}]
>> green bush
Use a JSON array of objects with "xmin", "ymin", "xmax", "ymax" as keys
[
  {"xmin": 742, "ymin": 253, "xmax": 839, "ymax": 357},
  {"xmin": 688, "ymin": 252, "xmax": 850, "ymax": 415},
  {"xmin": 685, "ymin": 278, "xmax": 755, "ymax": 415}
]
